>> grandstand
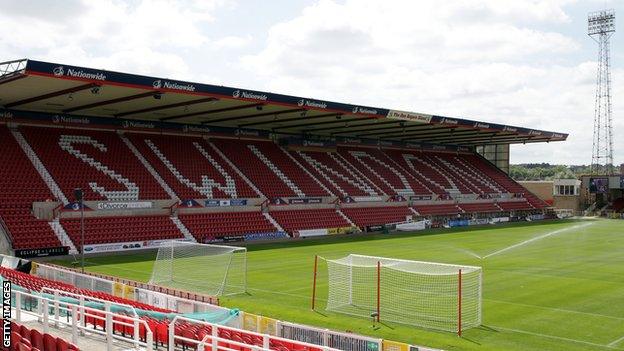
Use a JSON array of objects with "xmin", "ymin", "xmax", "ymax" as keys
[
  {"xmin": 0, "ymin": 59, "xmax": 565, "ymax": 255},
  {"xmin": 0, "ymin": 59, "xmax": 575, "ymax": 350}
]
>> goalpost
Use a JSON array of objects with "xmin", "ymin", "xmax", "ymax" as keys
[
  {"xmin": 149, "ymin": 240, "xmax": 247, "ymax": 296},
  {"xmin": 312, "ymin": 254, "xmax": 482, "ymax": 335}
]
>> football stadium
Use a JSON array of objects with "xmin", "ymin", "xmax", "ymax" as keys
[{"xmin": 0, "ymin": 46, "xmax": 622, "ymax": 351}]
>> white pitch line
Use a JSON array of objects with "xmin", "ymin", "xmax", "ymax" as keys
[
  {"xmin": 483, "ymin": 222, "xmax": 593, "ymax": 259},
  {"xmin": 486, "ymin": 298, "xmax": 624, "ymax": 321},
  {"xmin": 609, "ymin": 335, "xmax": 624, "ymax": 347},
  {"xmin": 493, "ymin": 325, "xmax": 621, "ymax": 350}
]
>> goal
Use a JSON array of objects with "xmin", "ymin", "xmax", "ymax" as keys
[
  {"xmin": 312, "ymin": 254, "xmax": 482, "ymax": 335},
  {"xmin": 149, "ymin": 240, "xmax": 247, "ymax": 296}
]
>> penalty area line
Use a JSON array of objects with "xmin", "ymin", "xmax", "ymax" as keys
[
  {"xmin": 482, "ymin": 222, "xmax": 593, "ymax": 259},
  {"xmin": 492, "ymin": 325, "xmax": 622, "ymax": 350},
  {"xmin": 609, "ymin": 335, "xmax": 624, "ymax": 348}
]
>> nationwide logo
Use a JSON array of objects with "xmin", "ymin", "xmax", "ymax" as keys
[
  {"xmin": 232, "ymin": 90, "xmax": 268, "ymax": 101},
  {"xmin": 235, "ymin": 129, "xmax": 260, "ymax": 137},
  {"xmin": 529, "ymin": 130, "xmax": 542, "ymax": 136},
  {"xmin": 378, "ymin": 140, "xmax": 394, "ymax": 146},
  {"xmin": 303, "ymin": 140, "xmax": 325, "ymax": 147},
  {"xmin": 153, "ymin": 80, "xmax": 195, "ymax": 92},
  {"xmin": 503, "ymin": 126, "xmax": 518, "ymax": 132},
  {"xmin": 52, "ymin": 115, "xmax": 90, "ymax": 124},
  {"xmin": 552, "ymin": 133, "xmax": 564, "ymax": 138},
  {"xmin": 343, "ymin": 138, "xmax": 360, "ymax": 144},
  {"xmin": 473, "ymin": 122, "xmax": 490, "ymax": 129},
  {"xmin": 441, "ymin": 118, "xmax": 458, "ymax": 125},
  {"xmin": 53, "ymin": 66, "xmax": 64, "ymax": 76},
  {"xmin": 298, "ymin": 99, "xmax": 328, "ymax": 109},
  {"xmin": 0, "ymin": 111, "xmax": 13, "ymax": 119},
  {"xmin": 183, "ymin": 125, "xmax": 211, "ymax": 133},
  {"xmin": 352, "ymin": 106, "xmax": 378, "ymax": 115},
  {"xmin": 405, "ymin": 142, "xmax": 421, "ymax": 149},
  {"xmin": 122, "ymin": 120, "xmax": 156, "ymax": 129},
  {"xmin": 55, "ymin": 67, "xmax": 106, "ymax": 81}
]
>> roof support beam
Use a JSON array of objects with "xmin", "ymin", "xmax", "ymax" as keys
[
  {"xmin": 384, "ymin": 129, "xmax": 477, "ymax": 141},
  {"xmin": 203, "ymin": 108, "xmax": 306, "ymax": 124},
  {"xmin": 239, "ymin": 112, "xmax": 340, "ymax": 127},
  {"xmin": 5, "ymin": 83, "xmax": 100, "ymax": 108},
  {"xmin": 414, "ymin": 132, "xmax": 503, "ymax": 143},
  {"xmin": 374, "ymin": 127, "xmax": 464, "ymax": 139},
  {"xmin": 310, "ymin": 120, "xmax": 398, "ymax": 133},
  {"xmin": 116, "ymin": 97, "xmax": 218, "ymax": 118},
  {"xmin": 0, "ymin": 73, "xmax": 27, "ymax": 86},
  {"xmin": 63, "ymin": 91, "xmax": 158, "ymax": 113},
  {"xmin": 271, "ymin": 117, "xmax": 370, "ymax": 131},
  {"xmin": 347, "ymin": 124, "xmax": 437, "ymax": 137},
  {"xmin": 161, "ymin": 103, "xmax": 264, "ymax": 122},
  {"xmin": 450, "ymin": 137, "xmax": 540, "ymax": 146}
]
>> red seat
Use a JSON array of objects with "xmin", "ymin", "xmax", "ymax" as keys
[
  {"xmin": 29, "ymin": 329, "xmax": 44, "ymax": 350},
  {"xmin": 43, "ymin": 334, "xmax": 57, "ymax": 351}
]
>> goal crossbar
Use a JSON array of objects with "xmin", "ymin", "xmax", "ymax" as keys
[
  {"xmin": 314, "ymin": 254, "xmax": 482, "ymax": 335},
  {"xmin": 149, "ymin": 240, "xmax": 247, "ymax": 297}
]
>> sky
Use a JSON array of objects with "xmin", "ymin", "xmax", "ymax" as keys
[{"xmin": 0, "ymin": 0, "xmax": 622, "ymax": 165}]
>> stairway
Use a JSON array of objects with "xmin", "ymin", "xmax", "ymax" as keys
[
  {"xmin": 170, "ymin": 216, "xmax": 197, "ymax": 242},
  {"xmin": 248, "ymin": 145, "xmax": 305, "ymax": 197},
  {"xmin": 120, "ymin": 135, "xmax": 179, "ymax": 201},
  {"xmin": 411, "ymin": 155, "xmax": 459, "ymax": 194},
  {"xmin": 333, "ymin": 153, "xmax": 385, "ymax": 195},
  {"xmin": 208, "ymin": 141, "xmax": 265, "ymax": 198},
  {"xmin": 12, "ymin": 130, "xmax": 69, "ymax": 204},
  {"xmin": 280, "ymin": 146, "xmax": 335, "ymax": 197},
  {"xmin": 262, "ymin": 212, "xmax": 285, "ymax": 232},
  {"xmin": 49, "ymin": 219, "xmax": 78, "ymax": 254},
  {"xmin": 348, "ymin": 151, "xmax": 414, "ymax": 196},
  {"xmin": 336, "ymin": 209, "xmax": 358, "ymax": 228}
]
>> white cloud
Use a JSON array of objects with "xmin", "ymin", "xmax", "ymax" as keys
[
  {"xmin": 242, "ymin": 0, "xmax": 620, "ymax": 165},
  {"xmin": 0, "ymin": 0, "xmax": 231, "ymax": 78},
  {"xmin": 1, "ymin": 0, "xmax": 619, "ymax": 165}
]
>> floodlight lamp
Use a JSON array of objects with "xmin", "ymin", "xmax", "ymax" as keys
[{"xmin": 588, "ymin": 9, "xmax": 616, "ymax": 35}]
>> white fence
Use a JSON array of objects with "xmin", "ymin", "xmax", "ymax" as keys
[
  {"xmin": 33, "ymin": 262, "xmax": 233, "ymax": 323},
  {"xmin": 10, "ymin": 288, "xmax": 343, "ymax": 351},
  {"xmin": 11, "ymin": 287, "xmax": 154, "ymax": 350},
  {"xmin": 169, "ymin": 316, "xmax": 341, "ymax": 351},
  {"xmin": 279, "ymin": 321, "xmax": 382, "ymax": 351}
]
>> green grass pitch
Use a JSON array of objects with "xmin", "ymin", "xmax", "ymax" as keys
[{"xmin": 53, "ymin": 219, "xmax": 624, "ymax": 351}]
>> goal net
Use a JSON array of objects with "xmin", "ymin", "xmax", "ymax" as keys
[
  {"xmin": 149, "ymin": 240, "xmax": 247, "ymax": 296},
  {"xmin": 318, "ymin": 254, "xmax": 481, "ymax": 334}
]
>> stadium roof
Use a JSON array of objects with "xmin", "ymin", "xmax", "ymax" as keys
[{"xmin": 0, "ymin": 59, "xmax": 567, "ymax": 147}]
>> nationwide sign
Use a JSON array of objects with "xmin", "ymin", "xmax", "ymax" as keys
[
  {"xmin": 53, "ymin": 66, "xmax": 107, "ymax": 81},
  {"xmin": 232, "ymin": 90, "xmax": 268, "ymax": 101},
  {"xmin": 152, "ymin": 80, "xmax": 196, "ymax": 92},
  {"xmin": 19, "ymin": 60, "xmax": 567, "ymax": 142},
  {"xmin": 386, "ymin": 110, "xmax": 432, "ymax": 123}
]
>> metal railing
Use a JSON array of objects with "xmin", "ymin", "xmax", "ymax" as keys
[
  {"xmin": 169, "ymin": 315, "xmax": 341, "ymax": 351},
  {"xmin": 11, "ymin": 288, "xmax": 154, "ymax": 350},
  {"xmin": 0, "ymin": 59, "xmax": 27, "ymax": 79}
]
